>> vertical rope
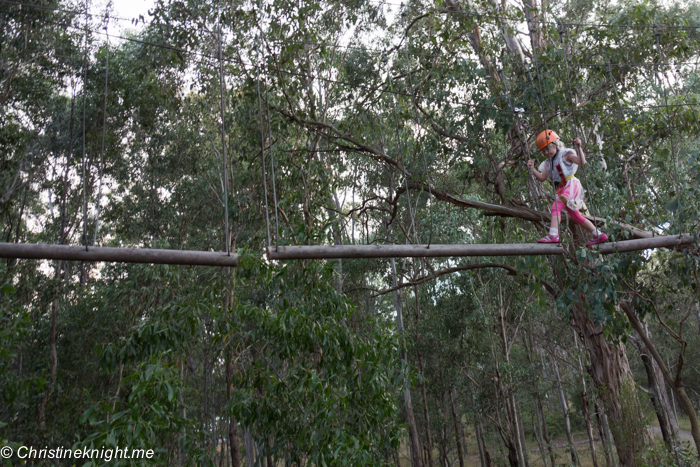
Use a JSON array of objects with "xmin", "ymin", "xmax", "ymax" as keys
[
  {"xmin": 499, "ymin": 68, "xmax": 547, "ymax": 231},
  {"xmin": 606, "ymin": 63, "xmax": 665, "ymax": 233},
  {"xmin": 257, "ymin": 0, "xmax": 280, "ymax": 249},
  {"xmin": 264, "ymin": 69, "xmax": 280, "ymax": 249},
  {"xmin": 255, "ymin": 36, "xmax": 272, "ymax": 249},
  {"xmin": 558, "ymin": 22, "xmax": 601, "ymax": 218},
  {"xmin": 81, "ymin": 0, "xmax": 89, "ymax": 251},
  {"xmin": 388, "ymin": 69, "xmax": 420, "ymax": 245},
  {"xmin": 388, "ymin": 7, "xmax": 419, "ymax": 246},
  {"xmin": 217, "ymin": 1, "xmax": 230, "ymax": 256},
  {"xmin": 655, "ymin": 24, "xmax": 680, "ymax": 233},
  {"xmin": 527, "ymin": 28, "xmax": 588, "ymax": 243},
  {"xmin": 524, "ymin": 51, "xmax": 562, "ymax": 230},
  {"xmin": 522, "ymin": 24, "xmax": 559, "ymax": 211},
  {"xmin": 403, "ymin": 15, "xmax": 434, "ymax": 247},
  {"xmin": 93, "ymin": 12, "xmax": 108, "ymax": 247}
]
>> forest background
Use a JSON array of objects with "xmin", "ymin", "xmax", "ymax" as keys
[{"xmin": 1, "ymin": 0, "xmax": 700, "ymax": 465}]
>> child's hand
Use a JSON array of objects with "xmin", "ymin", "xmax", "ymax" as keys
[
  {"xmin": 527, "ymin": 159, "xmax": 534, "ymax": 169},
  {"xmin": 573, "ymin": 137, "xmax": 581, "ymax": 148}
]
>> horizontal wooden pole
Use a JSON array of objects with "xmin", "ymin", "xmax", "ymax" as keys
[
  {"xmin": 268, "ymin": 234, "xmax": 698, "ymax": 260},
  {"xmin": 267, "ymin": 243, "xmax": 565, "ymax": 259},
  {"xmin": 0, "ymin": 243, "xmax": 238, "ymax": 267},
  {"xmin": 597, "ymin": 234, "xmax": 697, "ymax": 254},
  {"xmin": 2, "ymin": 235, "xmax": 694, "ymax": 266}
]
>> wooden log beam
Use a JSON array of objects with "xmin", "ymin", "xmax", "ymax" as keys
[
  {"xmin": 267, "ymin": 243, "xmax": 565, "ymax": 259},
  {"xmin": 268, "ymin": 234, "xmax": 698, "ymax": 260},
  {"xmin": 0, "ymin": 243, "xmax": 238, "ymax": 267},
  {"xmin": 596, "ymin": 234, "xmax": 697, "ymax": 254}
]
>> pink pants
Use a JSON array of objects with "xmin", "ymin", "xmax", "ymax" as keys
[{"xmin": 552, "ymin": 199, "xmax": 586, "ymax": 225}]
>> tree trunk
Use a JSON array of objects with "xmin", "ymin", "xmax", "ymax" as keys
[
  {"xmin": 551, "ymin": 353, "xmax": 579, "ymax": 465},
  {"xmin": 631, "ymin": 333, "xmax": 679, "ymax": 452},
  {"xmin": 223, "ymin": 267, "xmax": 240, "ymax": 467},
  {"xmin": 226, "ymin": 351, "xmax": 241, "ymax": 467},
  {"xmin": 515, "ymin": 400, "xmax": 529, "ymax": 467},
  {"xmin": 244, "ymin": 428, "xmax": 255, "ymax": 467},
  {"xmin": 527, "ymin": 331, "xmax": 555, "ymax": 467},
  {"xmin": 644, "ymin": 321, "xmax": 680, "ymax": 442},
  {"xmin": 38, "ymin": 265, "xmax": 61, "ymax": 432},
  {"xmin": 621, "ymin": 301, "xmax": 700, "ymax": 459},
  {"xmin": 414, "ymin": 287, "xmax": 435, "ymax": 467},
  {"xmin": 594, "ymin": 398, "xmax": 616, "ymax": 467},
  {"xmin": 581, "ymin": 387, "xmax": 600, "ymax": 467},
  {"xmin": 501, "ymin": 396, "xmax": 521, "ymax": 467},
  {"xmin": 476, "ymin": 420, "xmax": 487, "ymax": 467},
  {"xmin": 496, "ymin": 299, "xmax": 524, "ymax": 467},
  {"xmin": 574, "ymin": 330, "xmax": 599, "ymax": 467},
  {"xmin": 390, "ymin": 257, "xmax": 423, "ymax": 467},
  {"xmin": 449, "ymin": 389, "xmax": 465, "ymax": 467},
  {"xmin": 440, "ymin": 394, "xmax": 449, "ymax": 467},
  {"xmin": 531, "ymin": 412, "xmax": 547, "ymax": 467},
  {"xmin": 481, "ymin": 423, "xmax": 493, "ymax": 467},
  {"xmin": 180, "ymin": 361, "xmax": 186, "ymax": 466},
  {"xmin": 266, "ymin": 443, "xmax": 273, "ymax": 467},
  {"xmin": 538, "ymin": 395, "xmax": 556, "ymax": 467},
  {"xmin": 571, "ymin": 299, "xmax": 648, "ymax": 466},
  {"xmin": 418, "ymin": 352, "xmax": 434, "ymax": 467}
]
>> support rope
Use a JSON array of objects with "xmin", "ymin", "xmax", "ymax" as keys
[
  {"xmin": 217, "ymin": 1, "xmax": 230, "ymax": 256},
  {"xmin": 499, "ymin": 68, "xmax": 548, "ymax": 232},
  {"xmin": 93, "ymin": 11, "xmax": 108, "ymax": 247},
  {"xmin": 558, "ymin": 21, "xmax": 602, "ymax": 227},
  {"xmin": 80, "ymin": 0, "xmax": 90, "ymax": 251},
  {"xmin": 264, "ymin": 65, "xmax": 280, "ymax": 249},
  {"xmin": 655, "ymin": 24, "xmax": 681, "ymax": 234},
  {"xmin": 526, "ymin": 27, "xmax": 588, "ymax": 244},
  {"xmin": 256, "ymin": 2, "xmax": 280, "ymax": 250},
  {"xmin": 388, "ymin": 65, "xmax": 420, "ymax": 245},
  {"xmin": 255, "ymin": 35, "xmax": 273, "ymax": 249},
  {"xmin": 606, "ymin": 63, "xmax": 665, "ymax": 234},
  {"xmin": 402, "ymin": 13, "xmax": 434, "ymax": 247}
]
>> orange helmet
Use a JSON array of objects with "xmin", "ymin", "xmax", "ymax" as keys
[{"xmin": 536, "ymin": 129, "xmax": 559, "ymax": 151}]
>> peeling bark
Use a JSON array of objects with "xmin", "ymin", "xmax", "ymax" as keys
[{"xmin": 573, "ymin": 298, "xmax": 649, "ymax": 466}]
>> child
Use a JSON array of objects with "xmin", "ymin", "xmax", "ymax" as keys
[{"xmin": 526, "ymin": 130, "xmax": 608, "ymax": 246}]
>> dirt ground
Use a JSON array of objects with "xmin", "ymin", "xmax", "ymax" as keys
[{"xmin": 398, "ymin": 421, "xmax": 697, "ymax": 467}]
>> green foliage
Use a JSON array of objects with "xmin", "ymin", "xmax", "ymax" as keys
[
  {"xmin": 79, "ymin": 357, "xmax": 202, "ymax": 466},
  {"xmin": 230, "ymin": 260, "xmax": 402, "ymax": 466},
  {"xmin": 608, "ymin": 378, "xmax": 652, "ymax": 462},
  {"xmin": 2, "ymin": 0, "xmax": 700, "ymax": 464},
  {"xmin": 637, "ymin": 439, "xmax": 699, "ymax": 467}
]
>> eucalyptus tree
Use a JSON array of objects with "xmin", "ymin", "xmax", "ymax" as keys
[{"xmin": 3, "ymin": 0, "xmax": 700, "ymax": 464}]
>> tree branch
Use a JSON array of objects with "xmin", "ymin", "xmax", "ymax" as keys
[{"xmin": 371, "ymin": 262, "xmax": 557, "ymax": 297}]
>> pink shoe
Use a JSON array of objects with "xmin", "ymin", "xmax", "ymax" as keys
[
  {"xmin": 586, "ymin": 232, "xmax": 609, "ymax": 246},
  {"xmin": 537, "ymin": 234, "xmax": 560, "ymax": 243}
]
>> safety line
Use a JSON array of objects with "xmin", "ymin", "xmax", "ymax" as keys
[
  {"xmin": 403, "ymin": 13, "xmax": 434, "ymax": 247},
  {"xmin": 654, "ymin": 24, "xmax": 683, "ymax": 235},
  {"xmin": 217, "ymin": 2, "xmax": 230, "ymax": 256},
  {"xmin": 93, "ymin": 11, "xmax": 109, "ymax": 247},
  {"xmin": 257, "ymin": 34, "xmax": 281, "ymax": 250},
  {"xmin": 499, "ymin": 69, "xmax": 548, "ymax": 233},
  {"xmin": 558, "ymin": 21, "xmax": 601, "ymax": 226},
  {"xmin": 388, "ymin": 68, "xmax": 420, "ymax": 245},
  {"xmin": 255, "ymin": 35, "xmax": 273, "ymax": 249},
  {"xmin": 525, "ymin": 14, "xmax": 587, "ymax": 245},
  {"xmin": 80, "ymin": 0, "xmax": 89, "ymax": 251},
  {"xmin": 606, "ymin": 63, "xmax": 665, "ymax": 234}
]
